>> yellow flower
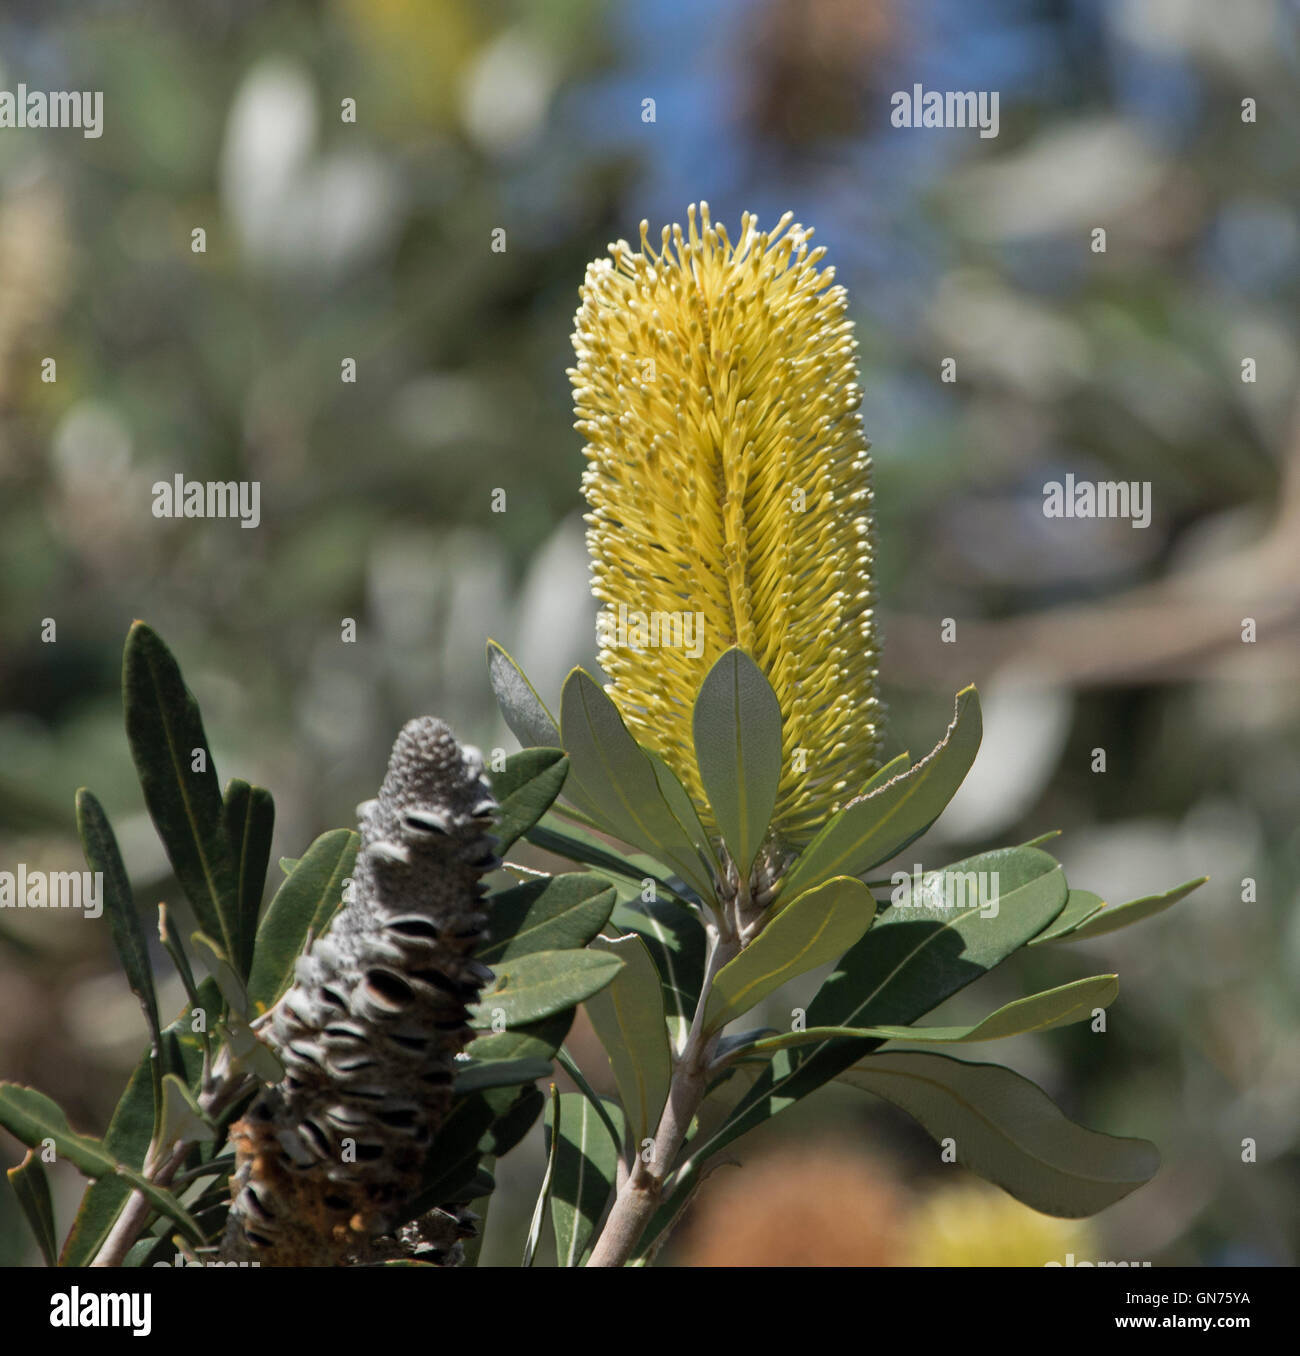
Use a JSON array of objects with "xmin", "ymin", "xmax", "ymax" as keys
[{"xmin": 570, "ymin": 202, "xmax": 881, "ymax": 848}]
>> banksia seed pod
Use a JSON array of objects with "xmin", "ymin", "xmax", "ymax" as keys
[
  {"xmin": 221, "ymin": 717, "xmax": 499, "ymax": 1266},
  {"xmin": 571, "ymin": 202, "xmax": 882, "ymax": 847}
]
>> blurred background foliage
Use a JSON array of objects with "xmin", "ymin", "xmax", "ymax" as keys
[{"xmin": 1, "ymin": 0, "xmax": 1297, "ymax": 1266}]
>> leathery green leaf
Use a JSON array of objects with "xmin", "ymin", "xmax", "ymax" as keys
[
  {"xmin": 547, "ymin": 1092, "xmax": 624, "ymax": 1267},
  {"xmin": 122, "ymin": 621, "xmax": 235, "ymax": 957},
  {"xmin": 735, "ymin": 975, "xmax": 1118, "ymax": 1056},
  {"xmin": 610, "ymin": 896, "xmax": 706, "ymax": 1057},
  {"xmin": 839, "ymin": 1051, "xmax": 1159, "ymax": 1216},
  {"xmin": 0, "ymin": 1083, "xmax": 203, "ymax": 1246},
  {"xmin": 471, "ymin": 948, "xmax": 624, "ymax": 1029},
  {"xmin": 489, "ymin": 749, "xmax": 570, "ymax": 854},
  {"xmin": 246, "ymin": 829, "xmax": 359, "ymax": 1012},
  {"xmin": 76, "ymin": 789, "xmax": 160, "ymax": 1052},
  {"xmin": 8, "ymin": 1150, "xmax": 57, "ymax": 1266},
  {"xmin": 488, "ymin": 640, "xmax": 562, "ymax": 748},
  {"xmin": 559, "ymin": 668, "xmax": 716, "ymax": 901},
  {"xmin": 221, "ymin": 779, "xmax": 275, "ymax": 980},
  {"xmin": 693, "ymin": 846, "xmax": 1067, "ymax": 1163},
  {"xmin": 478, "ymin": 874, "xmax": 615, "ymax": 963},
  {"xmin": 777, "ymin": 686, "xmax": 982, "ymax": 902},
  {"xmin": 692, "ymin": 648, "xmax": 782, "ymax": 878},
  {"xmin": 1028, "ymin": 889, "xmax": 1105, "ymax": 945},
  {"xmin": 583, "ymin": 933, "xmax": 671, "ymax": 1149},
  {"xmin": 703, "ymin": 877, "xmax": 876, "ymax": 1035},
  {"xmin": 1042, "ymin": 877, "xmax": 1207, "ymax": 943}
]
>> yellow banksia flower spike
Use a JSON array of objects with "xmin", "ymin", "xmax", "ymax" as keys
[{"xmin": 569, "ymin": 202, "xmax": 881, "ymax": 847}]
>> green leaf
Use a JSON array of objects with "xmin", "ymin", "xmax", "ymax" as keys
[
  {"xmin": 523, "ymin": 1084, "xmax": 561, "ymax": 1266},
  {"xmin": 58, "ymin": 979, "xmax": 219, "ymax": 1265},
  {"xmin": 1041, "ymin": 877, "xmax": 1208, "ymax": 942},
  {"xmin": 191, "ymin": 931, "xmax": 249, "ymax": 1019},
  {"xmin": 405, "ymin": 1077, "xmax": 535, "ymax": 1222},
  {"xmin": 1028, "ymin": 890, "xmax": 1105, "ymax": 946},
  {"xmin": 278, "ymin": 857, "xmax": 298, "ymax": 876},
  {"xmin": 610, "ymin": 897, "xmax": 706, "ymax": 1056},
  {"xmin": 466, "ymin": 1011, "xmax": 574, "ymax": 1066},
  {"xmin": 454, "ymin": 1057, "xmax": 553, "ymax": 1095},
  {"xmin": 76, "ymin": 788, "xmax": 159, "ymax": 1052},
  {"xmin": 217, "ymin": 1011, "xmax": 284, "ymax": 1083},
  {"xmin": 696, "ymin": 846, "xmax": 1067, "ymax": 1162},
  {"xmin": 645, "ymin": 750, "xmax": 721, "ymax": 880},
  {"xmin": 555, "ymin": 1046, "xmax": 624, "ymax": 1151},
  {"xmin": 777, "ymin": 686, "xmax": 982, "ymax": 903},
  {"xmin": 713, "ymin": 1027, "xmax": 779, "ymax": 1062},
  {"xmin": 1020, "ymin": 829, "xmax": 1062, "ymax": 849},
  {"xmin": 158, "ymin": 904, "xmax": 202, "ymax": 1010},
  {"xmin": 488, "ymin": 639, "xmax": 562, "ymax": 747},
  {"xmin": 704, "ymin": 877, "xmax": 877, "ymax": 1035},
  {"xmin": 487, "ymin": 1084, "xmax": 546, "ymax": 1157},
  {"xmin": 477, "ymin": 874, "xmax": 615, "ymax": 963},
  {"xmin": 7, "ymin": 1150, "xmax": 57, "ymax": 1265},
  {"xmin": 123, "ymin": 1236, "xmax": 174, "ymax": 1267},
  {"xmin": 157, "ymin": 1072, "xmax": 214, "ymax": 1150},
  {"xmin": 527, "ymin": 819, "xmax": 687, "ymax": 904},
  {"xmin": 547, "ymin": 1092, "xmax": 624, "ymax": 1267},
  {"xmin": 246, "ymin": 829, "xmax": 359, "ymax": 1012},
  {"xmin": 408, "ymin": 1098, "xmax": 499, "ymax": 1219},
  {"xmin": 221, "ymin": 780, "xmax": 275, "ymax": 980},
  {"xmin": 320, "ymin": 954, "xmax": 563, "ymax": 1230},
  {"xmin": 738, "ymin": 975, "xmax": 1118, "ymax": 1054},
  {"xmin": 157, "ymin": 1015, "xmax": 207, "ymax": 1099},
  {"xmin": 692, "ymin": 649, "xmax": 782, "ymax": 878},
  {"xmin": 471, "ymin": 948, "xmax": 624, "ymax": 1029},
  {"xmin": 489, "ymin": 749, "xmax": 570, "ymax": 854},
  {"xmin": 559, "ymin": 669, "xmax": 716, "ymax": 901},
  {"xmin": 854, "ymin": 751, "xmax": 911, "ymax": 797},
  {"xmin": 839, "ymin": 1051, "xmax": 1159, "ymax": 1216},
  {"xmin": 693, "ymin": 1061, "xmax": 768, "ymax": 1150},
  {"xmin": 584, "ymin": 934, "xmax": 672, "ymax": 1149},
  {"xmin": 465, "ymin": 1165, "xmax": 498, "ymax": 1198},
  {"xmin": 0, "ymin": 1084, "xmax": 203, "ymax": 1246},
  {"xmin": 461, "ymin": 1154, "xmax": 496, "ymax": 1267},
  {"xmin": 123, "ymin": 621, "xmax": 236, "ymax": 957}
]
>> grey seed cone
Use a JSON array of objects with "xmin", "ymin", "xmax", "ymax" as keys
[{"xmin": 221, "ymin": 717, "xmax": 499, "ymax": 1265}]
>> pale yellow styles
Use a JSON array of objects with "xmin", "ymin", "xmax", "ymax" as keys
[{"xmin": 570, "ymin": 203, "xmax": 881, "ymax": 847}]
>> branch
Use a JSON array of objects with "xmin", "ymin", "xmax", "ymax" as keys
[
  {"xmin": 90, "ymin": 1045, "xmax": 252, "ymax": 1267},
  {"xmin": 587, "ymin": 912, "xmax": 741, "ymax": 1268}
]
